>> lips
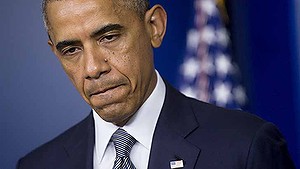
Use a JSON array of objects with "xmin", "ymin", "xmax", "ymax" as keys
[
  {"xmin": 85, "ymin": 76, "xmax": 129, "ymax": 99},
  {"xmin": 88, "ymin": 84, "xmax": 124, "ymax": 97}
]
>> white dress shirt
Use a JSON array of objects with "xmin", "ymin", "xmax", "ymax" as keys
[{"xmin": 93, "ymin": 71, "xmax": 166, "ymax": 169}]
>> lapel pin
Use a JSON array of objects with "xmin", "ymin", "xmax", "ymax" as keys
[{"xmin": 170, "ymin": 160, "xmax": 184, "ymax": 168}]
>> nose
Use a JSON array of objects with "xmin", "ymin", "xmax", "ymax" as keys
[{"xmin": 84, "ymin": 46, "xmax": 111, "ymax": 79}]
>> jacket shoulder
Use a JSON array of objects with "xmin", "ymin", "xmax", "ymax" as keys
[
  {"xmin": 17, "ymin": 113, "xmax": 93, "ymax": 169},
  {"xmin": 165, "ymin": 81, "xmax": 266, "ymax": 130},
  {"xmin": 177, "ymin": 90, "xmax": 295, "ymax": 168},
  {"xmin": 189, "ymin": 97, "xmax": 266, "ymax": 130}
]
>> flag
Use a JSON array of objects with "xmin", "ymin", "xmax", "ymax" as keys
[{"xmin": 179, "ymin": 0, "xmax": 247, "ymax": 109}]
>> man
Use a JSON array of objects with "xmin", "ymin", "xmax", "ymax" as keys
[{"xmin": 17, "ymin": 0, "xmax": 295, "ymax": 168}]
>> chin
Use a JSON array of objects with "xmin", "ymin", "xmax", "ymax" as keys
[{"xmin": 96, "ymin": 102, "xmax": 136, "ymax": 123}]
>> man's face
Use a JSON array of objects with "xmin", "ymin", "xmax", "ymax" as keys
[{"xmin": 46, "ymin": 0, "xmax": 162, "ymax": 126}]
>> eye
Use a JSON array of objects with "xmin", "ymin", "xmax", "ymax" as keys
[
  {"xmin": 100, "ymin": 34, "xmax": 120, "ymax": 43},
  {"xmin": 62, "ymin": 47, "xmax": 81, "ymax": 56}
]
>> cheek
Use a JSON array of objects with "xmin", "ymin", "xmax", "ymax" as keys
[{"xmin": 118, "ymin": 53, "xmax": 141, "ymax": 81}]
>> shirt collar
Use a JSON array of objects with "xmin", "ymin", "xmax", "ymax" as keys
[{"xmin": 93, "ymin": 70, "xmax": 166, "ymax": 162}]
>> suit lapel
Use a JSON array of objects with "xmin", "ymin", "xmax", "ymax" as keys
[
  {"xmin": 148, "ymin": 83, "xmax": 201, "ymax": 169},
  {"xmin": 63, "ymin": 113, "xmax": 95, "ymax": 169}
]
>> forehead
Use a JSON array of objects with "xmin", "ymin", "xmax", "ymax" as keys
[
  {"xmin": 46, "ymin": 0, "xmax": 135, "ymax": 41},
  {"xmin": 47, "ymin": 0, "xmax": 116, "ymax": 23}
]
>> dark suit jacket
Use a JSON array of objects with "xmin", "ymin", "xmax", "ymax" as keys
[{"xmin": 17, "ymin": 83, "xmax": 295, "ymax": 169}]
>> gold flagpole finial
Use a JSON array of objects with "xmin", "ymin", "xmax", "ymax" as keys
[{"xmin": 216, "ymin": 0, "xmax": 230, "ymax": 24}]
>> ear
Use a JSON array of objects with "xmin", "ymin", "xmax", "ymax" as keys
[
  {"xmin": 145, "ymin": 5, "xmax": 167, "ymax": 48},
  {"xmin": 47, "ymin": 34, "xmax": 57, "ymax": 54},
  {"xmin": 48, "ymin": 40, "xmax": 54, "ymax": 50}
]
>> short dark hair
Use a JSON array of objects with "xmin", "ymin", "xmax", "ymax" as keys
[{"xmin": 42, "ymin": 0, "xmax": 150, "ymax": 32}]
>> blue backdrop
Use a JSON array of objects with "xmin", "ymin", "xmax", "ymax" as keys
[{"xmin": 1, "ymin": 0, "xmax": 299, "ymax": 168}]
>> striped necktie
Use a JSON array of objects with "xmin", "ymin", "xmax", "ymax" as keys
[{"xmin": 111, "ymin": 128, "xmax": 137, "ymax": 169}]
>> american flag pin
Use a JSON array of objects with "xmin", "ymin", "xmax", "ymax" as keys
[{"xmin": 170, "ymin": 160, "xmax": 184, "ymax": 168}]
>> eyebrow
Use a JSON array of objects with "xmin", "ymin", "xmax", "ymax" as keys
[
  {"xmin": 90, "ymin": 23, "xmax": 124, "ymax": 38},
  {"xmin": 56, "ymin": 40, "xmax": 81, "ymax": 52}
]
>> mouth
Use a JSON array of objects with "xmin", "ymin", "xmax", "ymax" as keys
[{"xmin": 89, "ymin": 84, "xmax": 123, "ymax": 97}]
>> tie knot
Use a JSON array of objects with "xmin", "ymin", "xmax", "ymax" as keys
[{"xmin": 111, "ymin": 128, "xmax": 136, "ymax": 157}]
